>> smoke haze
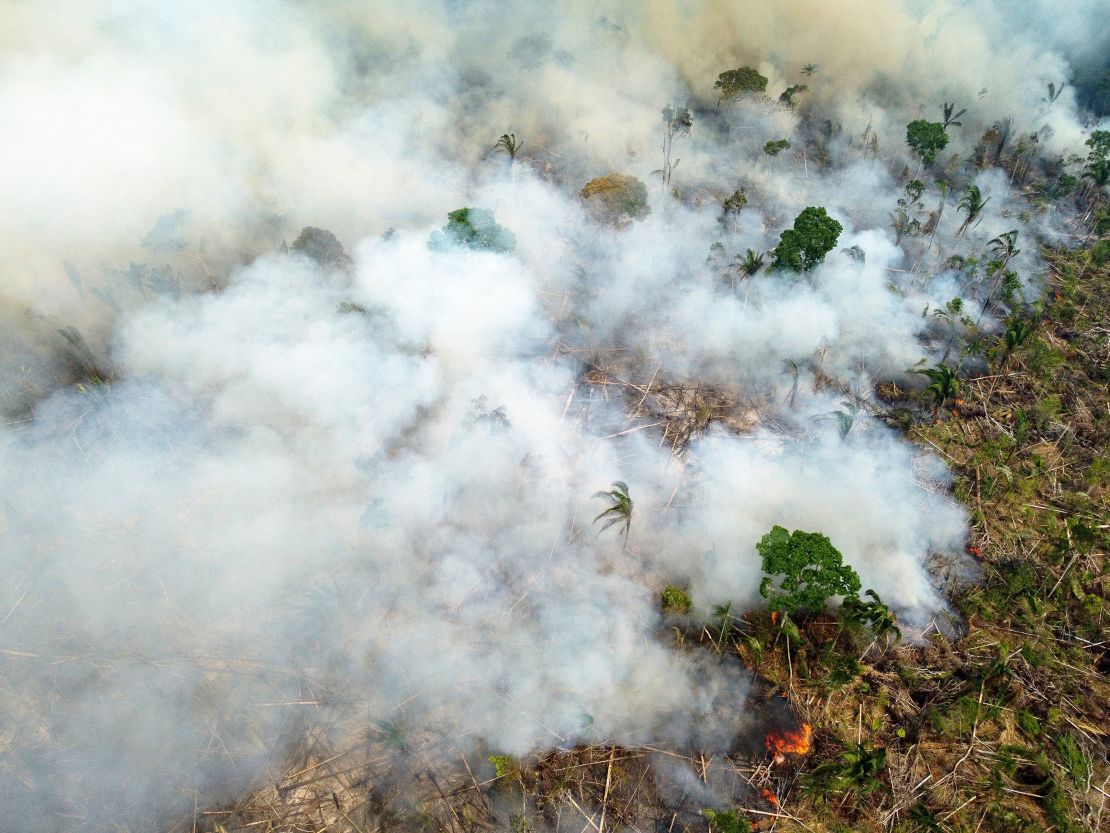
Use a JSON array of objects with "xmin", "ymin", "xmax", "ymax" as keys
[{"xmin": 0, "ymin": 1, "xmax": 1104, "ymax": 829}]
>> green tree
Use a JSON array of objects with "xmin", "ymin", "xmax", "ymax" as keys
[
  {"xmin": 291, "ymin": 226, "xmax": 350, "ymax": 268},
  {"xmin": 721, "ymin": 188, "xmax": 747, "ymax": 217},
  {"xmin": 763, "ymin": 138, "xmax": 791, "ymax": 156},
  {"xmin": 1087, "ymin": 130, "xmax": 1110, "ymax": 164},
  {"xmin": 757, "ymin": 525, "xmax": 862, "ymax": 615},
  {"xmin": 714, "ymin": 66, "xmax": 768, "ymax": 105},
  {"xmin": 906, "ymin": 120, "xmax": 949, "ymax": 166},
  {"xmin": 779, "ymin": 84, "xmax": 808, "ymax": 107},
  {"xmin": 771, "ymin": 207, "xmax": 843, "ymax": 272},
  {"xmin": 429, "ymin": 208, "xmax": 516, "ymax": 253}
]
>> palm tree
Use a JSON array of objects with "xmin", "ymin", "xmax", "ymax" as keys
[
  {"xmin": 988, "ymin": 229, "xmax": 1020, "ymax": 266},
  {"xmin": 735, "ymin": 248, "xmax": 764, "ymax": 279},
  {"xmin": 802, "ymin": 63, "xmax": 818, "ymax": 76},
  {"xmin": 1043, "ymin": 81, "xmax": 1064, "ymax": 106},
  {"xmin": 495, "ymin": 132, "xmax": 521, "ymax": 162},
  {"xmin": 840, "ymin": 589, "xmax": 902, "ymax": 652},
  {"xmin": 917, "ymin": 363, "xmax": 959, "ymax": 418},
  {"xmin": 812, "ymin": 400, "xmax": 861, "ymax": 440},
  {"xmin": 956, "ymin": 185, "xmax": 990, "ymax": 237},
  {"xmin": 941, "ymin": 101, "xmax": 966, "ymax": 128},
  {"xmin": 1083, "ymin": 159, "xmax": 1110, "ymax": 190},
  {"xmin": 813, "ymin": 741, "xmax": 888, "ymax": 795},
  {"xmin": 592, "ymin": 481, "xmax": 633, "ymax": 548},
  {"xmin": 1001, "ymin": 318, "xmax": 1032, "ymax": 365}
]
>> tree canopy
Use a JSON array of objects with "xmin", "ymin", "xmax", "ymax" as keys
[
  {"xmin": 757, "ymin": 525, "xmax": 862, "ymax": 614},
  {"xmin": 714, "ymin": 66, "xmax": 768, "ymax": 102},
  {"xmin": 771, "ymin": 206, "xmax": 843, "ymax": 272},
  {"xmin": 291, "ymin": 227, "xmax": 350, "ymax": 267},
  {"xmin": 429, "ymin": 208, "xmax": 517, "ymax": 253},
  {"xmin": 905, "ymin": 119, "xmax": 949, "ymax": 165},
  {"xmin": 579, "ymin": 173, "xmax": 650, "ymax": 225}
]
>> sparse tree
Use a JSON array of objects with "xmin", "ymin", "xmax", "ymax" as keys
[
  {"xmin": 801, "ymin": 63, "xmax": 818, "ymax": 77},
  {"xmin": 656, "ymin": 104, "xmax": 693, "ymax": 193},
  {"xmin": 891, "ymin": 179, "xmax": 926, "ymax": 245}
]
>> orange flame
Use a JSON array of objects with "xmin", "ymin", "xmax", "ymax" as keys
[
  {"xmin": 765, "ymin": 723, "xmax": 812, "ymax": 763},
  {"xmin": 770, "ymin": 611, "xmax": 778, "ymax": 625},
  {"xmin": 967, "ymin": 545, "xmax": 983, "ymax": 559},
  {"xmin": 761, "ymin": 788, "xmax": 779, "ymax": 807}
]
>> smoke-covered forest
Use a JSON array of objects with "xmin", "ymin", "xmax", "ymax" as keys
[{"xmin": 0, "ymin": 3, "xmax": 1107, "ymax": 832}]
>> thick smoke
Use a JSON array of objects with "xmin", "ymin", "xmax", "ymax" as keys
[{"xmin": 0, "ymin": 1, "xmax": 1102, "ymax": 830}]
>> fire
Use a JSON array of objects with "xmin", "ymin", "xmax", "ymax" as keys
[
  {"xmin": 761, "ymin": 788, "xmax": 779, "ymax": 807},
  {"xmin": 967, "ymin": 544, "xmax": 983, "ymax": 559},
  {"xmin": 770, "ymin": 611, "xmax": 778, "ymax": 625},
  {"xmin": 765, "ymin": 723, "xmax": 812, "ymax": 764}
]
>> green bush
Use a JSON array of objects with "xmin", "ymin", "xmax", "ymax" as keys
[
  {"xmin": 661, "ymin": 585, "xmax": 693, "ymax": 615},
  {"xmin": 429, "ymin": 208, "xmax": 516, "ymax": 253}
]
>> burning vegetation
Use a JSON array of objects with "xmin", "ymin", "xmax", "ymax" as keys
[{"xmin": 0, "ymin": 3, "xmax": 1108, "ymax": 833}]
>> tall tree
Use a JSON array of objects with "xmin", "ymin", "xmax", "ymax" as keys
[
  {"xmin": 495, "ymin": 132, "xmax": 521, "ymax": 162},
  {"xmin": 906, "ymin": 120, "xmax": 949, "ymax": 168},
  {"xmin": 657, "ymin": 104, "xmax": 692, "ymax": 193},
  {"xmin": 771, "ymin": 207, "xmax": 843, "ymax": 272},
  {"xmin": 714, "ymin": 66, "xmax": 768, "ymax": 107}
]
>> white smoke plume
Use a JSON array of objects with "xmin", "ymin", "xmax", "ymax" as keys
[{"xmin": 0, "ymin": 1, "xmax": 1102, "ymax": 829}]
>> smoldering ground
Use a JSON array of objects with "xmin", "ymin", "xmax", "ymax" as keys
[{"xmin": 0, "ymin": 1, "xmax": 1104, "ymax": 830}]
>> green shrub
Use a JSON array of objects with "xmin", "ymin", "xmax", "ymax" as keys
[
  {"xmin": 661, "ymin": 585, "xmax": 693, "ymax": 615},
  {"xmin": 757, "ymin": 525, "xmax": 861, "ymax": 614},
  {"xmin": 430, "ymin": 208, "xmax": 516, "ymax": 253}
]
